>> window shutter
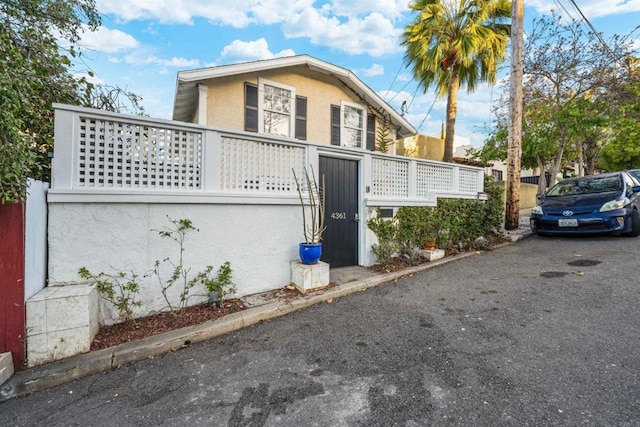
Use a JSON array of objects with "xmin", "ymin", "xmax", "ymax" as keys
[
  {"xmin": 295, "ymin": 96, "xmax": 307, "ymax": 140},
  {"xmin": 366, "ymin": 114, "xmax": 376, "ymax": 151},
  {"xmin": 331, "ymin": 105, "xmax": 340, "ymax": 145},
  {"xmin": 245, "ymin": 83, "xmax": 258, "ymax": 132}
]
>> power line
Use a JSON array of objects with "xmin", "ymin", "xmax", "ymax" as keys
[
  {"xmin": 565, "ymin": 0, "xmax": 613, "ymax": 56},
  {"xmin": 416, "ymin": 95, "xmax": 439, "ymax": 133}
]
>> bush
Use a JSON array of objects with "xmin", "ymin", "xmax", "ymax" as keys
[{"xmin": 367, "ymin": 176, "xmax": 504, "ymax": 266}]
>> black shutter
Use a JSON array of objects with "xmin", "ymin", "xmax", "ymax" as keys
[
  {"xmin": 366, "ymin": 114, "xmax": 376, "ymax": 151},
  {"xmin": 331, "ymin": 105, "xmax": 340, "ymax": 145},
  {"xmin": 245, "ymin": 83, "xmax": 258, "ymax": 132},
  {"xmin": 295, "ymin": 96, "xmax": 307, "ymax": 140}
]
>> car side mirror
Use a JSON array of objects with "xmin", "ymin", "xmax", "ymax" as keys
[{"xmin": 633, "ymin": 185, "xmax": 640, "ymax": 194}]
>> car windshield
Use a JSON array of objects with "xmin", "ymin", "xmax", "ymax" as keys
[
  {"xmin": 546, "ymin": 176, "xmax": 622, "ymax": 196},
  {"xmin": 628, "ymin": 170, "xmax": 640, "ymax": 181}
]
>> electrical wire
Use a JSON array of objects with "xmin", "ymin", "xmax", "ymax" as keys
[{"xmin": 416, "ymin": 95, "xmax": 439, "ymax": 133}]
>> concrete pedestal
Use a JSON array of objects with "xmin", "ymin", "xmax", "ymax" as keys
[
  {"xmin": 0, "ymin": 352, "xmax": 13, "ymax": 385},
  {"xmin": 291, "ymin": 261, "xmax": 330, "ymax": 294},
  {"xmin": 420, "ymin": 248, "xmax": 445, "ymax": 262},
  {"xmin": 26, "ymin": 284, "xmax": 99, "ymax": 367}
]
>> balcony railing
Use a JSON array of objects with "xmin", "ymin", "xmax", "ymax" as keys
[{"xmin": 50, "ymin": 104, "xmax": 485, "ymax": 205}]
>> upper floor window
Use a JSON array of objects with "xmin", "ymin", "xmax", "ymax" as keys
[
  {"xmin": 260, "ymin": 79, "xmax": 295, "ymax": 137},
  {"xmin": 331, "ymin": 101, "xmax": 374, "ymax": 150},
  {"xmin": 342, "ymin": 102, "xmax": 364, "ymax": 148},
  {"xmin": 245, "ymin": 79, "xmax": 306, "ymax": 140}
]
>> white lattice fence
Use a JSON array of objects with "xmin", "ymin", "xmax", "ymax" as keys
[
  {"xmin": 459, "ymin": 168, "xmax": 480, "ymax": 193},
  {"xmin": 416, "ymin": 163, "xmax": 453, "ymax": 197},
  {"xmin": 77, "ymin": 117, "xmax": 202, "ymax": 190},
  {"xmin": 219, "ymin": 136, "xmax": 306, "ymax": 193},
  {"xmin": 372, "ymin": 157, "xmax": 409, "ymax": 198}
]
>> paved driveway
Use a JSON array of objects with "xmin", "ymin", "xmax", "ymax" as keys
[{"xmin": 2, "ymin": 235, "xmax": 640, "ymax": 425}]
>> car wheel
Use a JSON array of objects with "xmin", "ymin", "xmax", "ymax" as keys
[{"xmin": 627, "ymin": 210, "xmax": 640, "ymax": 237}]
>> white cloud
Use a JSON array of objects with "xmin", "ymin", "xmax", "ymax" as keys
[
  {"xmin": 219, "ymin": 38, "xmax": 295, "ymax": 63},
  {"xmin": 73, "ymin": 72, "xmax": 105, "ymax": 85},
  {"xmin": 124, "ymin": 53, "xmax": 200, "ymax": 68},
  {"xmin": 283, "ymin": 9, "xmax": 403, "ymax": 56},
  {"xmin": 96, "ymin": 0, "xmax": 309, "ymax": 27},
  {"xmin": 79, "ymin": 26, "xmax": 139, "ymax": 53},
  {"xmin": 362, "ymin": 63, "xmax": 384, "ymax": 76},
  {"xmin": 328, "ymin": 0, "xmax": 410, "ymax": 19},
  {"xmin": 98, "ymin": 0, "xmax": 406, "ymax": 57}
]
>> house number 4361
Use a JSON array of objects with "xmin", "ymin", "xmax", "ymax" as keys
[{"xmin": 331, "ymin": 212, "xmax": 346, "ymax": 220}]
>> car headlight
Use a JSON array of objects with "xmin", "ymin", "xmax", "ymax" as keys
[
  {"xmin": 600, "ymin": 199, "xmax": 628, "ymax": 212},
  {"xmin": 532, "ymin": 205, "xmax": 543, "ymax": 215}
]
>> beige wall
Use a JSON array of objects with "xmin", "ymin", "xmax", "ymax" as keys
[
  {"xmin": 203, "ymin": 67, "xmax": 374, "ymax": 145},
  {"xmin": 396, "ymin": 135, "xmax": 445, "ymax": 161},
  {"xmin": 495, "ymin": 182, "xmax": 539, "ymax": 209}
]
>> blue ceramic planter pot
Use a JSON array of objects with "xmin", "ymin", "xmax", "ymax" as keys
[{"xmin": 299, "ymin": 242, "xmax": 322, "ymax": 265}]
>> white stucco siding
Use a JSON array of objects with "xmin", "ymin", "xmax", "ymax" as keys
[{"xmin": 48, "ymin": 203, "xmax": 301, "ymax": 324}]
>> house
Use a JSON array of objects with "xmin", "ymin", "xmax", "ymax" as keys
[
  {"xmin": 171, "ymin": 55, "xmax": 415, "ymax": 149},
  {"xmin": 23, "ymin": 55, "xmax": 486, "ymax": 367}
]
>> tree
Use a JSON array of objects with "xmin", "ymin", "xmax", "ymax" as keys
[
  {"xmin": 403, "ymin": 0, "xmax": 511, "ymax": 162},
  {"xmin": 479, "ymin": 16, "xmax": 638, "ymax": 194},
  {"xmin": 0, "ymin": 0, "xmax": 101, "ymax": 203},
  {"xmin": 521, "ymin": 14, "xmax": 629, "ymax": 186}
]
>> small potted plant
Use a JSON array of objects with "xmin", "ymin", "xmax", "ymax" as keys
[{"xmin": 293, "ymin": 166, "xmax": 326, "ymax": 264}]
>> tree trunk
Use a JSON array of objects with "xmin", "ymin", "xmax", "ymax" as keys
[
  {"xmin": 443, "ymin": 65, "xmax": 460, "ymax": 163},
  {"xmin": 536, "ymin": 157, "xmax": 548, "ymax": 196},
  {"xmin": 505, "ymin": 0, "xmax": 524, "ymax": 230}
]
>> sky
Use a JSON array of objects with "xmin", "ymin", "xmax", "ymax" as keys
[{"xmin": 72, "ymin": 0, "xmax": 640, "ymax": 148}]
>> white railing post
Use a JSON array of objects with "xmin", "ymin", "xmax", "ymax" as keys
[
  {"xmin": 203, "ymin": 129, "xmax": 220, "ymax": 192},
  {"xmin": 452, "ymin": 165, "xmax": 460, "ymax": 193},
  {"xmin": 307, "ymin": 145, "xmax": 319, "ymax": 176},
  {"xmin": 478, "ymin": 169, "xmax": 485, "ymax": 193},
  {"xmin": 408, "ymin": 159, "xmax": 417, "ymax": 200},
  {"xmin": 52, "ymin": 108, "xmax": 76, "ymax": 191},
  {"xmin": 363, "ymin": 153, "xmax": 373, "ymax": 197}
]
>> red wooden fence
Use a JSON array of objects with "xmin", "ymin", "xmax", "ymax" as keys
[{"xmin": 0, "ymin": 203, "xmax": 25, "ymax": 369}]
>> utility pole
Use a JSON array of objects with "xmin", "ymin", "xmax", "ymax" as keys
[{"xmin": 505, "ymin": 0, "xmax": 524, "ymax": 230}]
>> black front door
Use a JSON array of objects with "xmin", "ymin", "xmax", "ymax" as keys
[{"xmin": 319, "ymin": 156, "xmax": 358, "ymax": 267}]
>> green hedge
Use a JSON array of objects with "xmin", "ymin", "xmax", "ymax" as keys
[{"xmin": 368, "ymin": 176, "xmax": 503, "ymax": 265}]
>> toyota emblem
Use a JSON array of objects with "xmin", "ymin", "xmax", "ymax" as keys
[{"xmin": 562, "ymin": 210, "xmax": 573, "ymax": 216}]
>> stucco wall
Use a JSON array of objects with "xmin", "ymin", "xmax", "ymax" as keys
[
  {"xmin": 48, "ymin": 203, "xmax": 303, "ymax": 324},
  {"xmin": 396, "ymin": 135, "xmax": 445, "ymax": 161},
  {"xmin": 496, "ymin": 182, "xmax": 539, "ymax": 209},
  {"xmin": 204, "ymin": 67, "xmax": 369, "ymax": 146}
]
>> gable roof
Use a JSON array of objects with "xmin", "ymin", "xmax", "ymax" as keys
[{"xmin": 172, "ymin": 54, "xmax": 416, "ymax": 137}]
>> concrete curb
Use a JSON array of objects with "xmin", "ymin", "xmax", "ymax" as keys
[{"xmin": 0, "ymin": 232, "xmax": 532, "ymax": 403}]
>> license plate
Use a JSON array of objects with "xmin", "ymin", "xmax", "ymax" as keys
[{"xmin": 558, "ymin": 218, "xmax": 578, "ymax": 227}]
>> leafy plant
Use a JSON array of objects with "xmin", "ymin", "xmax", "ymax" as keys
[
  {"xmin": 367, "ymin": 208, "xmax": 397, "ymax": 266},
  {"xmin": 78, "ymin": 267, "xmax": 141, "ymax": 323},
  {"xmin": 293, "ymin": 166, "xmax": 326, "ymax": 244},
  {"xmin": 368, "ymin": 176, "xmax": 504, "ymax": 265},
  {"xmin": 204, "ymin": 261, "xmax": 236, "ymax": 308}
]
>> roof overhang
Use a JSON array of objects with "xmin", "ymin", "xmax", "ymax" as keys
[{"xmin": 172, "ymin": 54, "xmax": 416, "ymax": 137}]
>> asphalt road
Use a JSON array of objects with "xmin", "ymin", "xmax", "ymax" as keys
[{"xmin": 2, "ymin": 235, "xmax": 640, "ymax": 426}]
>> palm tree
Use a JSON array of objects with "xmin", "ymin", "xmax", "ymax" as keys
[{"xmin": 403, "ymin": 0, "xmax": 511, "ymax": 162}]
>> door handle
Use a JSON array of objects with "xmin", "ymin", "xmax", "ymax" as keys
[{"xmin": 354, "ymin": 213, "xmax": 359, "ymax": 222}]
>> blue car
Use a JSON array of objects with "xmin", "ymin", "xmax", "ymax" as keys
[{"xmin": 530, "ymin": 171, "xmax": 640, "ymax": 236}]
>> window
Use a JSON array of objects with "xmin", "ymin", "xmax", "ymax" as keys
[
  {"xmin": 259, "ymin": 78, "xmax": 295, "ymax": 138},
  {"xmin": 342, "ymin": 102, "xmax": 364, "ymax": 148},
  {"xmin": 331, "ymin": 101, "xmax": 368, "ymax": 148}
]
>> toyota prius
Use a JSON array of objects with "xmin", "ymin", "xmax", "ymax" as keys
[{"xmin": 530, "ymin": 172, "xmax": 640, "ymax": 236}]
